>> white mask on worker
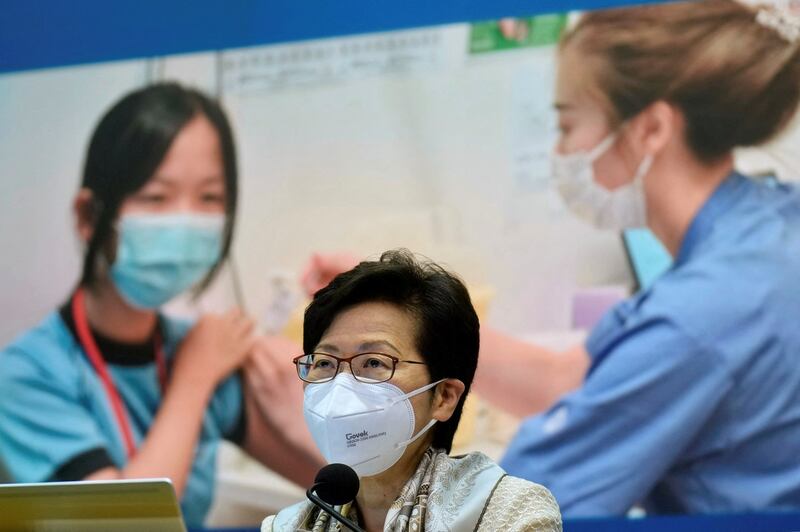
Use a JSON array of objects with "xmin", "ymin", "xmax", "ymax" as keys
[{"xmin": 552, "ymin": 132, "xmax": 652, "ymax": 230}]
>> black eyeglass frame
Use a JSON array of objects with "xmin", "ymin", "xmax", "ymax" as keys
[{"xmin": 292, "ymin": 352, "xmax": 428, "ymax": 384}]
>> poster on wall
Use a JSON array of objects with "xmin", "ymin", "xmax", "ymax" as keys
[{"xmin": 469, "ymin": 14, "xmax": 568, "ymax": 53}]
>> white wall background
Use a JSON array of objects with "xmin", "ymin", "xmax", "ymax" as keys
[{"xmin": 1, "ymin": 23, "xmax": 798, "ymax": 345}]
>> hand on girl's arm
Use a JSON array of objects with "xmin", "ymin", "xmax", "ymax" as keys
[{"xmin": 241, "ymin": 335, "xmax": 324, "ymax": 486}]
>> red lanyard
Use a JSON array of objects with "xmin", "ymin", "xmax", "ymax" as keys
[{"xmin": 71, "ymin": 288, "xmax": 167, "ymax": 459}]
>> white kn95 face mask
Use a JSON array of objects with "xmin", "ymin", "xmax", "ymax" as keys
[{"xmin": 303, "ymin": 373, "xmax": 443, "ymax": 477}]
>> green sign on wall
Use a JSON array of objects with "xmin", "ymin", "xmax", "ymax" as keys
[{"xmin": 469, "ymin": 14, "xmax": 568, "ymax": 53}]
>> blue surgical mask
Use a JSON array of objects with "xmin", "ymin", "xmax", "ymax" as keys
[{"xmin": 110, "ymin": 213, "xmax": 225, "ymax": 309}]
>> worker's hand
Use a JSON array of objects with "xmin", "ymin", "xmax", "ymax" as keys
[
  {"xmin": 173, "ymin": 309, "xmax": 256, "ymax": 390},
  {"xmin": 244, "ymin": 335, "xmax": 312, "ymax": 443},
  {"xmin": 242, "ymin": 335, "xmax": 326, "ymax": 476},
  {"xmin": 244, "ymin": 335, "xmax": 303, "ymax": 420},
  {"xmin": 299, "ymin": 252, "xmax": 361, "ymax": 298}
]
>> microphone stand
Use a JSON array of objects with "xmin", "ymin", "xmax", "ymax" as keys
[{"xmin": 306, "ymin": 486, "xmax": 364, "ymax": 532}]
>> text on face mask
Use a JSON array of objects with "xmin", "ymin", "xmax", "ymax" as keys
[{"xmin": 346, "ymin": 430, "xmax": 388, "ymax": 447}]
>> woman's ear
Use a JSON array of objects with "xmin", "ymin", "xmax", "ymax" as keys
[
  {"xmin": 431, "ymin": 379, "xmax": 466, "ymax": 423},
  {"xmin": 637, "ymin": 100, "xmax": 678, "ymax": 156},
  {"xmin": 73, "ymin": 188, "xmax": 96, "ymax": 244}
]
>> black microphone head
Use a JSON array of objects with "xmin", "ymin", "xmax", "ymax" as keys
[{"xmin": 314, "ymin": 463, "xmax": 360, "ymax": 506}]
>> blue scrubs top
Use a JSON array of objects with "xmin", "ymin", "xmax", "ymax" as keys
[
  {"xmin": 501, "ymin": 172, "xmax": 800, "ymax": 516},
  {"xmin": 0, "ymin": 305, "xmax": 245, "ymax": 527}
]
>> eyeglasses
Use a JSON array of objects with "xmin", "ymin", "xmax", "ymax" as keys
[{"xmin": 292, "ymin": 352, "xmax": 427, "ymax": 384}]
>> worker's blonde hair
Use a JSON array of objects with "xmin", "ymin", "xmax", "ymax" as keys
[{"xmin": 561, "ymin": 0, "xmax": 800, "ymax": 162}]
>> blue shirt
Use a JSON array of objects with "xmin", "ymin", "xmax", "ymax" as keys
[
  {"xmin": 0, "ymin": 309, "xmax": 244, "ymax": 526},
  {"xmin": 501, "ymin": 172, "xmax": 800, "ymax": 516}
]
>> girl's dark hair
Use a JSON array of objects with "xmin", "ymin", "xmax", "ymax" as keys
[
  {"xmin": 303, "ymin": 249, "xmax": 480, "ymax": 453},
  {"xmin": 79, "ymin": 82, "xmax": 238, "ymax": 290}
]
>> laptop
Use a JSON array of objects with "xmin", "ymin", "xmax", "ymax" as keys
[
  {"xmin": 622, "ymin": 228, "xmax": 672, "ymax": 292},
  {"xmin": 0, "ymin": 478, "xmax": 186, "ymax": 532}
]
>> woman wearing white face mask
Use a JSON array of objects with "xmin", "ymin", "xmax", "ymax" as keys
[
  {"xmin": 476, "ymin": 0, "xmax": 800, "ymax": 517},
  {"xmin": 262, "ymin": 250, "xmax": 562, "ymax": 532},
  {"xmin": 0, "ymin": 83, "xmax": 322, "ymax": 526}
]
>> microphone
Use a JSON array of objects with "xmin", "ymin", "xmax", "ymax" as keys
[{"xmin": 306, "ymin": 464, "xmax": 363, "ymax": 532}]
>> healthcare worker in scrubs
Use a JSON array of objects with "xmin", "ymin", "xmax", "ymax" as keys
[
  {"xmin": 0, "ymin": 83, "xmax": 321, "ymax": 526},
  {"xmin": 478, "ymin": 0, "xmax": 800, "ymax": 516}
]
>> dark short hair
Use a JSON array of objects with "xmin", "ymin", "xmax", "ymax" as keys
[
  {"xmin": 79, "ymin": 82, "xmax": 238, "ymax": 290},
  {"xmin": 303, "ymin": 249, "xmax": 480, "ymax": 453}
]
